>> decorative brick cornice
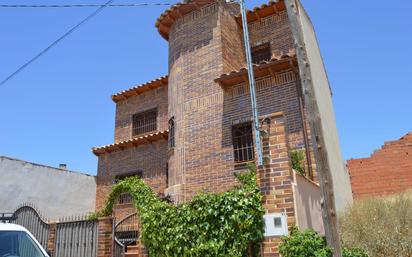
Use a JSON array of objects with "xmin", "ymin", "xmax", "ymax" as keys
[
  {"xmin": 155, "ymin": 0, "xmax": 286, "ymax": 40},
  {"xmin": 235, "ymin": 0, "xmax": 286, "ymax": 24},
  {"xmin": 215, "ymin": 51, "xmax": 296, "ymax": 87},
  {"xmin": 111, "ymin": 76, "xmax": 168, "ymax": 103},
  {"xmin": 155, "ymin": 0, "xmax": 216, "ymax": 40},
  {"xmin": 92, "ymin": 130, "xmax": 168, "ymax": 156}
]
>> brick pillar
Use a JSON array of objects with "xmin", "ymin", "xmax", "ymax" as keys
[
  {"xmin": 47, "ymin": 222, "xmax": 56, "ymax": 257},
  {"xmin": 138, "ymin": 240, "xmax": 149, "ymax": 257},
  {"xmin": 257, "ymin": 113, "xmax": 296, "ymax": 257},
  {"xmin": 97, "ymin": 217, "xmax": 113, "ymax": 257}
]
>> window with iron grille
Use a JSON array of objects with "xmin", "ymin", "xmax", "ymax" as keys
[
  {"xmin": 232, "ymin": 123, "xmax": 255, "ymax": 162},
  {"xmin": 251, "ymin": 42, "xmax": 271, "ymax": 64},
  {"xmin": 132, "ymin": 108, "xmax": 157, "ymax": 136},
  {"xmin": 168, "ymin": 117, "xmax": 175, "ymax": 148},
  {"xmin": 115, "ymin": 170, "xmax": 143, "ymax": 204}
]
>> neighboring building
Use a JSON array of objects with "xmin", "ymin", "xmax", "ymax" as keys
[
  {"xmin": 0, "ymin": 156, "xmax": 96, "ymax": 220},
  {"xmin": 347, "ymin": 132, "xmax": 412, "ymax": 199},
  {"xmin": 92, "ymin": 0, "xmax": 350, "ymax": 255}
]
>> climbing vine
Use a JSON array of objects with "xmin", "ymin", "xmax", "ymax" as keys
[
  {"xmin": 91, "ymin": 165, "xmax": 265, "ymax": 257},
  {"xmin": 290, "ymin": 149, "xmax": 305, "ymax": 176}
]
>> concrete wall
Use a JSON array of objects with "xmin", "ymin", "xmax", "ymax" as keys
[
  {"xmin": 0, "ymin": 156, "xmax": 96, "ymax": 220},
  {"xmin": 290, "ymin": 0, "xmax": 353, "ymax": 213},
  {"xmin": 293, "ymin": 171, "xmax": 324, "ymax": 234}
]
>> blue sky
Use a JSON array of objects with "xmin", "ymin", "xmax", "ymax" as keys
[{"xmin": 1, "ymin": 1, "xmax": 411, "ymax": 175}]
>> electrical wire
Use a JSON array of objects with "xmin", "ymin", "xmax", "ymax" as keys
[
  {"xmin": 0, "ymin": 3, "xmax": 172, "ymax": 8},
  {"xmin": 0, "ymin": 0, "xmax": 120, "ymax": 88}
]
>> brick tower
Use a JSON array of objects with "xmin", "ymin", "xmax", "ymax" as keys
[{"xmin": 157, "ymin": 0, "xmax": 246, "ymax": 202}]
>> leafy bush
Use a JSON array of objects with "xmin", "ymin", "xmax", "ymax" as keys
[
  {"xmin": 340, "ymin": 192, "xmax": 412, "ymax": 257},
  {"xmin": 290, "ymin": 149, "xmax": 305, "ymax": 175},
  {"xmin": 279, "ymin": 227, "xmax": 368, "ymax": 257},
  {"xmin": 279, "ymin": 227, "xmax": 332, "ymax": 257},
  {"xmin": 92, "ymin": 166, "xmax": 265, "ymax": 257}
]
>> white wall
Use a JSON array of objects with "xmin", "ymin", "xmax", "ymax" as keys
[{"xmin": 0, "ymin": 156, "xmax": 96, "ymax": 220}]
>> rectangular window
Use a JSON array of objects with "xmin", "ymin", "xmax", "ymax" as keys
[
  {"xmin": 251, "ymin": 42, "xmax": 271, "ymax": 64},
  {"xmin": 132, "ymin": 108, "xmax": 157, "ymax": 136},
  {"xmin": 232, "ymin": 123, "xmax": 255, "ymax": 162}
]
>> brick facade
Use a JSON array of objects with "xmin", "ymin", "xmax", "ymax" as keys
[
  {"xmin": 93, "ymin": 0, "xmax": 320, "ymax": 256},
  {"xmin": 347, "ymin": 132, "xmax": 412, "ymax": 199},
  {"xmin": 95, "ymin": 140, "xmax": 168, "ymax": 212},
  {"xmin": 114, "ymin": 84, "xmax": 168, "ymax": 143},
  {"xmin": 258, "ymin": 114, "xmax": 296, "ymax": 257}
]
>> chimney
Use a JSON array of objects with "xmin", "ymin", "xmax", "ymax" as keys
[{"xmin": 59, "ymin": 164, "xmax": 67, "ymax": 170}]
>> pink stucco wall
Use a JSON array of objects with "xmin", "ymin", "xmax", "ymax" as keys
[{"xmin": 293, "ymin": 171, "xmax": 325, "ymax": 234}]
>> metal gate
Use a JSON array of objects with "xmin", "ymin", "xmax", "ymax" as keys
[
  {"xmin": 12, "ymin": 205, "xmax": 50, "ymax": 250},
  {"xmin": 114, "ymin": 212, "xmax": 139, "ymax": 257},
  {"xmin": 55, "ymin": 218, "xmax": 98, "ymax": 257}
]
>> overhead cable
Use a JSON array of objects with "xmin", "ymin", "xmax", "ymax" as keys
[
  {"xmin": 0, "ymin": 0, "xmax": 117, "ymax": 87},
  {"xmin": 0, "ymin": 3, "xmax": 172, "ymax": 8}
]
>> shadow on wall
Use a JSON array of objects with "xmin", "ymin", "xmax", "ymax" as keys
[
  {"xmin": 293, "ymin": 171, "xmax": 324, "ymax": 234},
  {"xmin": 168, "ymin": 6, "xmax": 217, "ymax": 69}
]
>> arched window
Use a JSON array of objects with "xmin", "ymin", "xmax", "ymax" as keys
[{"xmin": 168, "ymin": 117, "xmax": 175, "ymax": 148}]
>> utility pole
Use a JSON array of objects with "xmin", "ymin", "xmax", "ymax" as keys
[{"xmin": 238, "ymin": 0, "xmax": 264, "ymax": 166}]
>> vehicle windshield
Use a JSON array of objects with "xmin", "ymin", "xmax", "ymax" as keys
[{"xmin": 0, "ymin": 231, "xmax": 45, "ymax": 257}]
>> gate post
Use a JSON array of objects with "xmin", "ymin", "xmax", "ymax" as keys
[
  {"xmin": 97, "ymin": 217, "xmax": 114, "ymax": 257},
  {"xmin": 47, "ymin": 222, "xmax": 57, "ymax": 257},
  {"xmin": 257, "ymin": 113, "xmax": 296, "ymax": 256}
]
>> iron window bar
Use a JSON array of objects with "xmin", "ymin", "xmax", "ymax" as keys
[
  {"xmin": 232, "ymin": 123, "xmax": 255, "ymax": 162},
  {"xmin": 132, "ymin": 108, "xmax": 158, "ymax": 136}
]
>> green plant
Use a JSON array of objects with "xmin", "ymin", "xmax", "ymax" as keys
[
  {"xmin": 279, "ymin": 227, "xmax": 368, "ymax": 257},
  {"xmin": 92, "ymin": 165, "xmax": 265, "ymax": 257},
  {"xmin": 343, "ymin": 247, "xmax": 369, "ymax": 257},
  {"xmin": 279, "ymin": 226, "xmax": 332, "ymax": 257},
  {"xmin": 290, "ymin": 149, "xmax": 305, "ymax": 176},
  {"xmin": 340, "ymin": 192, "xmax": 412, "ymax": 257}
]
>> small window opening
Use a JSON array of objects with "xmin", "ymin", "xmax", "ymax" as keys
[
  {"xmin": 251, "ymin": 42, "xmax": 271, "ymax": 64},
  {"xmin": 232, "ymin": 122, "xmax": 255, "ymax": 162}
]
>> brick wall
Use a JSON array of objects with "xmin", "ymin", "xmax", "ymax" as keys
[
  {"xmin": 223, "ymin": 71, "xmax": 304, "ymax": 149},
  {"xmin": 114, "ymin": 85, "xmax": 168, "ymax": 143},
  {"xmin": 347, "ymin": 132, "xmax": 412, "ymax": 199},
  {"xmin": 258, "ymin": 113, "xmax": 296, "ymax": 257},
  {"xmin": 248, "ymin": 10, "xmax": 294, "ymax": 58},
  {"xmin": 97, "ymin": 217, "xmax": 113, "ymax": 257},
  {"xmin": 95, "ymin": 140, "xmax": 168, "ymax": 213},
  {"xmin": 167, "ymin": 1, "xmax": 246, "ymax": 202}
]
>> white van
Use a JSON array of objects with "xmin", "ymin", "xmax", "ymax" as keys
[{"xmin": 0, "ymin": 223, "xmax": 49, "ymax": 257}]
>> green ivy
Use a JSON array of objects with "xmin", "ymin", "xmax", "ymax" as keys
[
  {"xmin": 279, "ymin": 227, "xmax": 369, "ymax": 257},
  {"xmin": 92, "ymin": 165, "xmax": 265, "ymax": 257},
  {"xmin": 290, "ymin": 149, "xmax": 305, "ymax": 176}
]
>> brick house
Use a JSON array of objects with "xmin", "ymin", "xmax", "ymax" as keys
[
  {"xmin": 92, "ymin": 0, "xmax": 344, "ymax": 256},
  {"xmin": 347, "ymin": 132, "xmax": 412, "ymax": 199}
]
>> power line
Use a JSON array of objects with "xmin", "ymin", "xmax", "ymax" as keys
[
  {"xmin": 0, "ymin": 0, "xmax": 118, "ymax": 88},
  {"xmin": 0, "ymin": 3, "xmax": 172, "ymax": 8}
]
